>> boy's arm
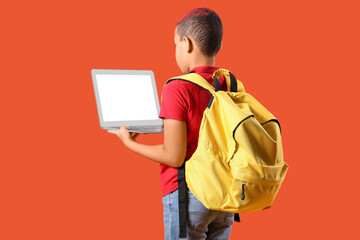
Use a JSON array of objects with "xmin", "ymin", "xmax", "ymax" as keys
[{"xmin": 108, "ymin": 118, "xmax": 187, "ymax": 168}]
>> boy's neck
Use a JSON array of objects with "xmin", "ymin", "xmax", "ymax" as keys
[{"xmin": 188, "ymin": 55, "xmax": 216, "ymax": 72}]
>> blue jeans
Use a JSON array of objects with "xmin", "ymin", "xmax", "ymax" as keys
[{"xmin": 162, "ymin": 189, "xmax": 234, "ymax": 240}]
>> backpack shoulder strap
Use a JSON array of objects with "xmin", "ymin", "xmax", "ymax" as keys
[
  {"xmin": 166, "ymin": 73, "xmax": 216, "ymax": 95},
  {"xmin": 166, "ymin": 73, "xmax": 216, "ymax": 238},
  {"xmin": 167, "ymin": 69, "xmax": 245, "ymax": 94}
]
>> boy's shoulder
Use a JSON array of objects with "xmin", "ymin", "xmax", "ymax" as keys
[
  {"xmin": 163, "ymin": 77, "xmax": 197, "ymax": 96},
  {"xmin": 166, "ymin": 72, "xmax": 202, "ymax": 87}
]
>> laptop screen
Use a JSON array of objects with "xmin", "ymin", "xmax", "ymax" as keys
[{"xmin": 95, "ymin": 73, "xmax": 159, "ymax": 121}]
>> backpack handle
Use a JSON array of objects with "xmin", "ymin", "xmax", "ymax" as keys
[{"xmin": 212, "ymin": 69, "xmax": 245, "ymax": 92}]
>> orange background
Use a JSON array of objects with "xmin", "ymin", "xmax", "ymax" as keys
[{"xmin": 1, "ymin": 0, "xmax": 359, "ymax": 239}]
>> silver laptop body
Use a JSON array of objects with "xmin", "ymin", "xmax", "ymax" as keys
[{"xmin": 91, "ymin": 69, "xmax": 164, "ymax": 133}]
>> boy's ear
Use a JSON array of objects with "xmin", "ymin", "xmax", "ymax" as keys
[{"xmin": 183, "ymin": 36, "xmax": 193, "ymax": 53}]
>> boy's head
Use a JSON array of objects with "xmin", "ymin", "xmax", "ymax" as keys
[{"xmin": 175, "ymin": 8, "xmax": 223, "ymax": 73}]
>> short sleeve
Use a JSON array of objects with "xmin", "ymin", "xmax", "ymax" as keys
[{"xmin": 159, "ymin": 80, "xmax": 188, "ymax": 122}]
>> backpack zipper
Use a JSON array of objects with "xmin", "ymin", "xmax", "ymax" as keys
[{"xmin": 241, "ymin": 181, "xmax": 246, "ymax": 200}]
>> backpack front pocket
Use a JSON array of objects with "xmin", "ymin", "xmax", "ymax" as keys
[{"xmin": 221, "ymin": 158, "xmax": 288, "ymax": 212}]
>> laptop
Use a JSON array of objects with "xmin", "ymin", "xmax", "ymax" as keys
[{"xmin": 91, "ymin": 69, "xmax": 164, "ymax": 134}]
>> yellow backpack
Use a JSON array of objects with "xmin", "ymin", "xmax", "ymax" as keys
[{"xmin": 166, "ymin": 69, "xmax": 288, "ymax": 238}]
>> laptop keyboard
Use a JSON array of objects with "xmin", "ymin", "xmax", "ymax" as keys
[{"xmin": 128, "ymin": 125, "xmax": 163, "ymax": 131}]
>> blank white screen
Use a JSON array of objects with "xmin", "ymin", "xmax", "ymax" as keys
[{"xmin": 96, "ymin": 74, "xmax": 158, "ymax": 121}]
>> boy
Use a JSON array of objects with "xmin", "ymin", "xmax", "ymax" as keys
[{"xmin": 108, "ymin": 8, "xmax": 234, "ymax": 239}]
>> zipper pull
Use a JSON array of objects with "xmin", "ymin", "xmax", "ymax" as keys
[{"xmin": 241, "ymin": 182, "xmax": 246, "ymax": 200}]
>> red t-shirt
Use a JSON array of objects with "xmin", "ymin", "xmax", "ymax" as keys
[{"xmin": 158, "ymin": 65, "xmax": 226, "ymax": 196}]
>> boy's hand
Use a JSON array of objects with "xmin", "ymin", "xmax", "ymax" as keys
[{"xmin": 107, "ymin": 125, "xmax": 140, "ymax": 146}]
